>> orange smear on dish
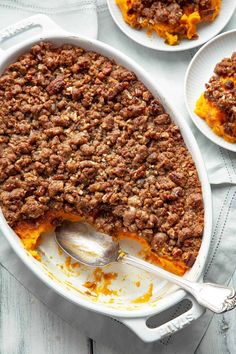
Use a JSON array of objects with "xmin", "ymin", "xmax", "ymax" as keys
[
  {"xmin": 132, "ymin": 283, "xmax": 153, "ymax": 303},
  {"xmin": 83, "ymin": 268, "xmax": 118, "ymax": 296},
  {"xmin": 65, "ymin": 256, "xmax": 72, "ymax": 270}
]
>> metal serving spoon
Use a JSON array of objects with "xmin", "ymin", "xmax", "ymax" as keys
[{"xmin": 55, "ymin": 220, "xmax": 236, "ymax": 313}]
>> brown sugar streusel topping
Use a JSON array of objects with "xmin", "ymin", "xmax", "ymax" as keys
[
  {"xmin": 0, "ymin": 42, "xmax": 204, "ymax": 267},
  {"xmin": 128, "ymin": 0, "xmax": 214, "ymax": 28}
]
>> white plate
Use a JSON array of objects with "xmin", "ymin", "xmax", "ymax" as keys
[
  {"xmin": 106, "ymin": 0, "xmax": 236, "ymax": 51},
  {"xmin": 185, "ymin": 29, "xmax": 236, "ymax": 152}
]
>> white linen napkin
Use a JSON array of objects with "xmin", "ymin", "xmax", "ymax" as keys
[{"xmin": 0, "ymin": 2, "xmax": 236, "ymax": 353}]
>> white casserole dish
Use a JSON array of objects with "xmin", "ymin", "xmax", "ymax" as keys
[{"xmin": 0, "ymin": 15, "xmax": 212, "ymax": 342}]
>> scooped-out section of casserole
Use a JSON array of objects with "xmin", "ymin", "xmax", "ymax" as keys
[
  {"xmin": 195, "ymin": 52, "xmax": 236, "ymax": 143},
  {"xmin": 0, "ymin": 42, "xmax": 204, "ymax": 276},
  {"xmin": 116, "ymin": 0, "xmax": 221, "ymax": 45}
]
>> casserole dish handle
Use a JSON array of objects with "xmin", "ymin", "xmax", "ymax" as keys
[
  {"xmin": 119, "ymin": 294, "xmax": 205, "ymax": 342},
  {"xmin": 0, "ymin": 14, "xmax": 63, "ymax": 53}
]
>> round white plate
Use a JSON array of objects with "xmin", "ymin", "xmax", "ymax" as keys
[
  {"xmin": 185, "ymin": 29, "xmax": 236, "ymax": 152},
  {"xmin": 106, "ymin": 0, "xmax": 236, "ymax": 51}
]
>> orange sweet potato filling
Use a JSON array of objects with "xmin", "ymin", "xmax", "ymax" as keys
[
  {"xmin": 116, "ymin": 0, "xmax": 221, "ymax": 45},
  {"xmin": 15, "ymin": 213, "xmax": 187, "ymax": 275}
]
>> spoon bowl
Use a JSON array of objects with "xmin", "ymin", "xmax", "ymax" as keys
[{"xmin": 55, "ymin": 220, "xmax": 120, "ymax": 267}]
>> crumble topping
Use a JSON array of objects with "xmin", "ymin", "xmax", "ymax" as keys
[{"xmin": 0, "ymin": 42, "xmax": 204, "ymax": 267}]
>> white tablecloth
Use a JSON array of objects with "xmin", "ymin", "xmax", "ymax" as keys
[{"xmin": 0, "ymin": 1, "xmax": 236, "ymax": 353}]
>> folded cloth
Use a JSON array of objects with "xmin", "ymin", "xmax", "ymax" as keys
[{"xmin": 0, "ymin": 2, "xmax": 236, "ymax": 354}]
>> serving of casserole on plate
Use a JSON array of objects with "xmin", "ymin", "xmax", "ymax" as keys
[
  {"xmin": 185, "ymin": 29, "xmax": 236, "ymax": 152},
  {"xmin": 115, "ymin": 0, "xmax": 221, "ymax": 45},
  {"xmin": 195, "ymin": 52, "xmax": 236, "ymax": 143},
  {"xmin": 107, "ymin": 0, "xmax": 235, "ymax": 51}
]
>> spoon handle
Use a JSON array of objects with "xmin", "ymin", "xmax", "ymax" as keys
[{"xmin": 119, "ymin": 252, "xmax": 236, "ymax": 313}]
